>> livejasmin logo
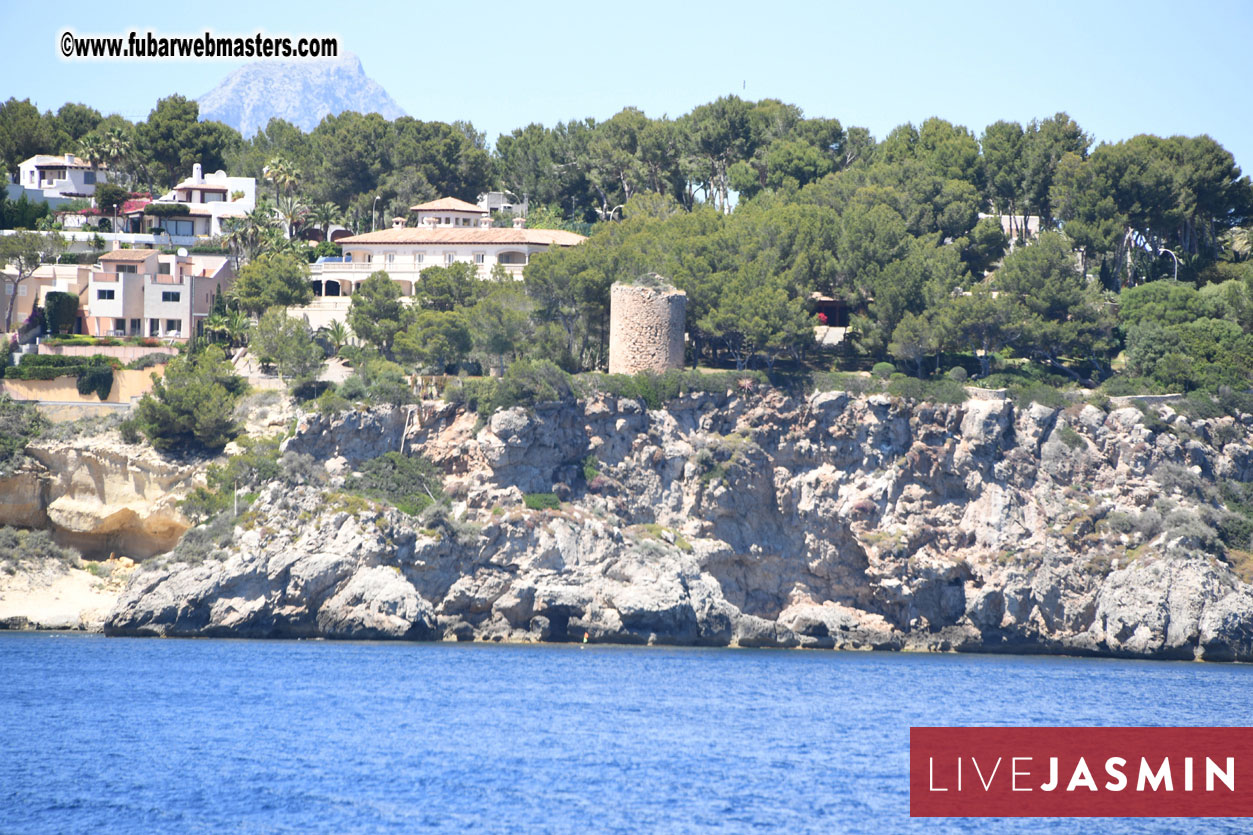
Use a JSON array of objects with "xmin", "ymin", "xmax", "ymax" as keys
[
  {"xmin": 928, "ymin": 752, "xmax": 1234, "ymax": 793},
  {"xmin": 910, "ymin": 727, "xmax": 1253, "ymax": 817}
]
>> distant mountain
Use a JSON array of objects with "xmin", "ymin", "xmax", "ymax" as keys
[{"xmin": 197, "ymin": 52, "xmax": 405, "ymax": 137}]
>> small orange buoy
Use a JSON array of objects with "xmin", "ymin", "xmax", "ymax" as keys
[{"xmin": 582, "ymin": 631, "xmax": 589, "ymax": 644}]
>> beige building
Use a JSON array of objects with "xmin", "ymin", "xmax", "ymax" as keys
[
  {"xmin": 294, "ymin": 196, "xmax": 585, "ymax": 329},
  {"xmin": 83, "ymin": 247, "xmax": 233, "ymax": 340},
  {"xmin": 1, "ymin": 264, "xmax": 92, "ymax": 332}
]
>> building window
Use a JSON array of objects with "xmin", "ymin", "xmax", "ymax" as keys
[
  {"xmin": 474, "ymin": 252, "xmax": 485, "ymax": 264},
  {"xmin": 498, "ymin": 251, "xmax": 527, "ymax": 265},
  {"xmin": 444, "ymin": 252, "xmax": 455, "ymax": 265},
  {"xmin": 166, "ymin": 319, "xmax": 182, "ymax": 334},
  {"xmin": 18, "ymin": 285, "xmax": 27, "ymax": 297},
  {"xmin": 386, "ymin": 253, "xmax": 395, "ymax": 263},
  {"xmin": 158, "ymin": 262, "xmax": 171, "ymax": 275},
  {"xmin": 443, "ymin": 217, "xmax": 450, "ymax": 225},
  {"xmin": 97, "ymin": 289, "xmax": 115, "ymax": 300},
  {"xmin": 162, "ymin": 219, "xmax": 194, "ymax": 237},
  {"xmin": 114, "ymin": 318, "xmax": 125, "ymax": 332},
  {"xmin": 117, "ymin": 264, "xmax": 137, "ymax": 274},
  {"xmin": 414, "ymin": 252, "xmax": 424, "ymax": 264},
  {"xmin": 84, "ymin": 172, "xmax": 96, "ymax": 184},
  {"xmin": 129, "ymin": 319, "xmax": 141, "ymax": 335},
  {"xmin": 162, "ymin": 291, "xmax": 181, "ymax": 303}
]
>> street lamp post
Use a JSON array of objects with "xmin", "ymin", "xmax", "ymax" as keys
[
  {"xmin": 371, "ymin": 195, "xmax": 381, "ymax": 233},
  {"xmin": 1158, "ymin": 247, "xmax": 1180, "ymax": 281}
]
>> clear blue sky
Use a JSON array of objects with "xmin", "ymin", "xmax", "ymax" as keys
[{"xmin": 5, "ymin": 0, "xmax": 1252, "ymax": 174}]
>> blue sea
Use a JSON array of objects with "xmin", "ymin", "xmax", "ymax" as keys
[{"xmin": 1, "ymin": 634, "xmax": 1249, "ymax": 833}]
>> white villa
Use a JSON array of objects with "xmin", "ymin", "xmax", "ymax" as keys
[
  {"xmin": 12, "ymin": 153, "xmax": 109, "ymax": 202},
  {"xmin": 123, "ymin": 163, "xmax": 257, "ymax": 240},
  {"xmin": 295, "ymin": 197, "xmax": 585, "ymax": 329}
]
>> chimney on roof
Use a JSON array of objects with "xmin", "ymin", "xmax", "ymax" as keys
[
  {"xmin": 111, "ymin": 239, "xmax": 121, "ymax": 251},
  {"xmin": 478, "ymin": 217, "xmax": 492, "ymax": 229},
  {"xmin": 392, "ymin": 217, "xmax": 405, "ymax": 229},
  {"xmin": 193, "ymin": 163, "xmax": 203, "ymax": 184},
  {"xmin": 512, "ymin": 216, "xmax": 526, "ymax": 230},
  {"xmin": 65, "ymin": 153, "xmax": 76, "ymax": 166},
  {"xmin": 422, "ymin": 217, "xmax": 438, "ymax": 229}
]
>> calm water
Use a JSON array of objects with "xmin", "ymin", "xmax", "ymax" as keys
[{"xmin": 1, "ymin": 634, "xmax": 1250, "ymax": 833}]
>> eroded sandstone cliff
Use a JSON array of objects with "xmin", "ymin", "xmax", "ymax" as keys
[
  {"xmin": 0, "ymin": 437, "xmax": 198, "ymax": 560},
  {"xmin": 105, "ymin": 391, "xmax": 1253, "ymax": 660}
]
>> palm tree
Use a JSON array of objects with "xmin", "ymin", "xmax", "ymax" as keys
[
  {"xmin": 77, "ymin": 134, "xmax": 104, "ymax": 184},
  {"xmin": 307, "ymin": 202, "xmax": 340, "ymax": 241},
  {"xmin": 1223, "ymin": 226, "xmax": 1253, "ymax": 263},
  {"xmin": 321, "ymin": 319, "xmax": 350, "ymax": 355},
  {"xmin": 263, "ymin": 157, "xmax": 300, "ymax": 204},
  {"xmin": 275, "ymin": 191, "xmax": 307, "ymax": 239},
  {"xmin": 100, "ymin": 127, "xmax": 132, "ymax": 186},
  {"xmin": 224, "ymin": 309, "xmax": 251, "ymax": 347},
  {"xmin": 223, "ymin": 203, "xmax": 282, "ymax": 265}
]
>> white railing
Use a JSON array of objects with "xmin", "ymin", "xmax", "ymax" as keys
[
  {"xmin": 0, "ymin": 229, "xmax": 203, "ymax": 248},
  {"xmin": 309, "ymin": 261, "xmax": 421, "ymax": 276}
]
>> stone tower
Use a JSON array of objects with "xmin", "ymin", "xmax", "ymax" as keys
[{"xmin": 608, "ymin": 275, "xmax": 687, "ymax": 375}]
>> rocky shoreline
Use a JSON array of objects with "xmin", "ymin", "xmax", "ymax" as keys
[{"xmin": 95, "ymin": 389, "xmax": 1253, "ymax": 661}]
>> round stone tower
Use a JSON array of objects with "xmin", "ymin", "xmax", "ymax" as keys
[{"xmin": 608, "ymin": 275, "xmax": 687, "ymax": 375}]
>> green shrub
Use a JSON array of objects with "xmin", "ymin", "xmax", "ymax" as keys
[
  {"xmin": 871, "ymin": 361, "xmax": 896, "ymax": 379},
  {"xmin": 947, "ymin": 366, "xmax": 968, "ymax": 383},
  {"xmin": 582, "ymin": 454, "xmax": 600, "ymax": 482},
  {"xmin": 118, "ymin": 416, "xmax": 142, "ymax": 444},
  {"xmin": 490, "ymin": 360, "xmax": 573, "ymax": 411},
  {"xmin": 443, "ymin": 376, "xmax": 499, "ymax": 413},
  {"xmin": 523, "ymin": 492, "xmax": 561, "ymax": 510},
  {"xmin": 133, "ymin": 346, "xmax": 246, "ymax": 453},
  {"xmin": 887, "ymin": 376, "xmax": 968, "ymax": 404},
  {"xmin": 43, "ymin": 291, "xmax": 79, "ymax": 335},
  {"xmin": 74, "ymin": 364, "xmax": 114, "ymax": 399},
  {"xmin": 4, "ymin": 353, "xmax": 122, "ymax": 384},
  {"xmin": 0, "ymin": 395, "xmax": 47, "ymax": 472},
  {"xmin": 0, "ymin": 526, "xmax": 78, "ymax": 567},
  {"xmin": 346, "ymin": 452, "xmax": 442, "ymax": 516},
  {"xmin": 167, "ymin": 511, "xmax": 237, "ymax": 565},
  {"xmin": 578, "ymin": 369, "xmax": 768, "ymax": 410},
  {"xmin": 809, "ymin": 371, "xmax": 877, "ymax": 395},
  {"xmin": 126, "ymin": 353, "xmax": 174, "ymax": 370},
  {"xmin": 1007, "ymin": 383, "xmax": 1066, "ymax": 409},
  {"xmin": 1055, "ymin": 425, "xmax": 1085, "ymax": 450}
]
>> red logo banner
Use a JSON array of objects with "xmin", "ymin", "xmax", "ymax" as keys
[{"xmin": 911, "ymin": 727, "xmax": 1253, "ymax": 817}]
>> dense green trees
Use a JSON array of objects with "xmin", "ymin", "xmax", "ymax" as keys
[
  {"xmin": 3, "ymin": 91, "xmax": 1252, "ymax": 395},
  {"xmin": 0, "ymin": 230, "xmax": 65, "ymax": 331},
  {"xmin": 230, "ymin": 253, "xmax": 313, "ymax": 314},
  {"xmin": 251, "ymin": 308, "xmax": 325, "ymax": 382},
  {"xmin": 133, "ymin": 347, "xmax": 246, "ymax": 452}
]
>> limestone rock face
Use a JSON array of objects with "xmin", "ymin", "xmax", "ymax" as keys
[
  {"xmin": 1, "ymin": 437, "xmax": 198, "ymax": 559},
  {"xmin": 105, "ymin": 392, "xmax": 1253, "ymax": 661}
]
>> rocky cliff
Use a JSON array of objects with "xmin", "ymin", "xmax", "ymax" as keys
[
  {"xmin": 0, "ymin": 436, "xmax": 198, "ymax": 560},
  {"xmin": 104, "ymin": 391, "xmax": 1253, "ymax": 661}
]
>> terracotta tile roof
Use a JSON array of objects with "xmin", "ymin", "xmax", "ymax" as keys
[
  {"xmin": 409, "ymin": 197, "xmax": 484, "ymax": 213},
  {"xmin": 98, "ymin": 250, "xmax": 159, "ymax": 262},
  {"xmin": 337, "ymin": 227, "xmax": 586, "ymax": 247}
]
